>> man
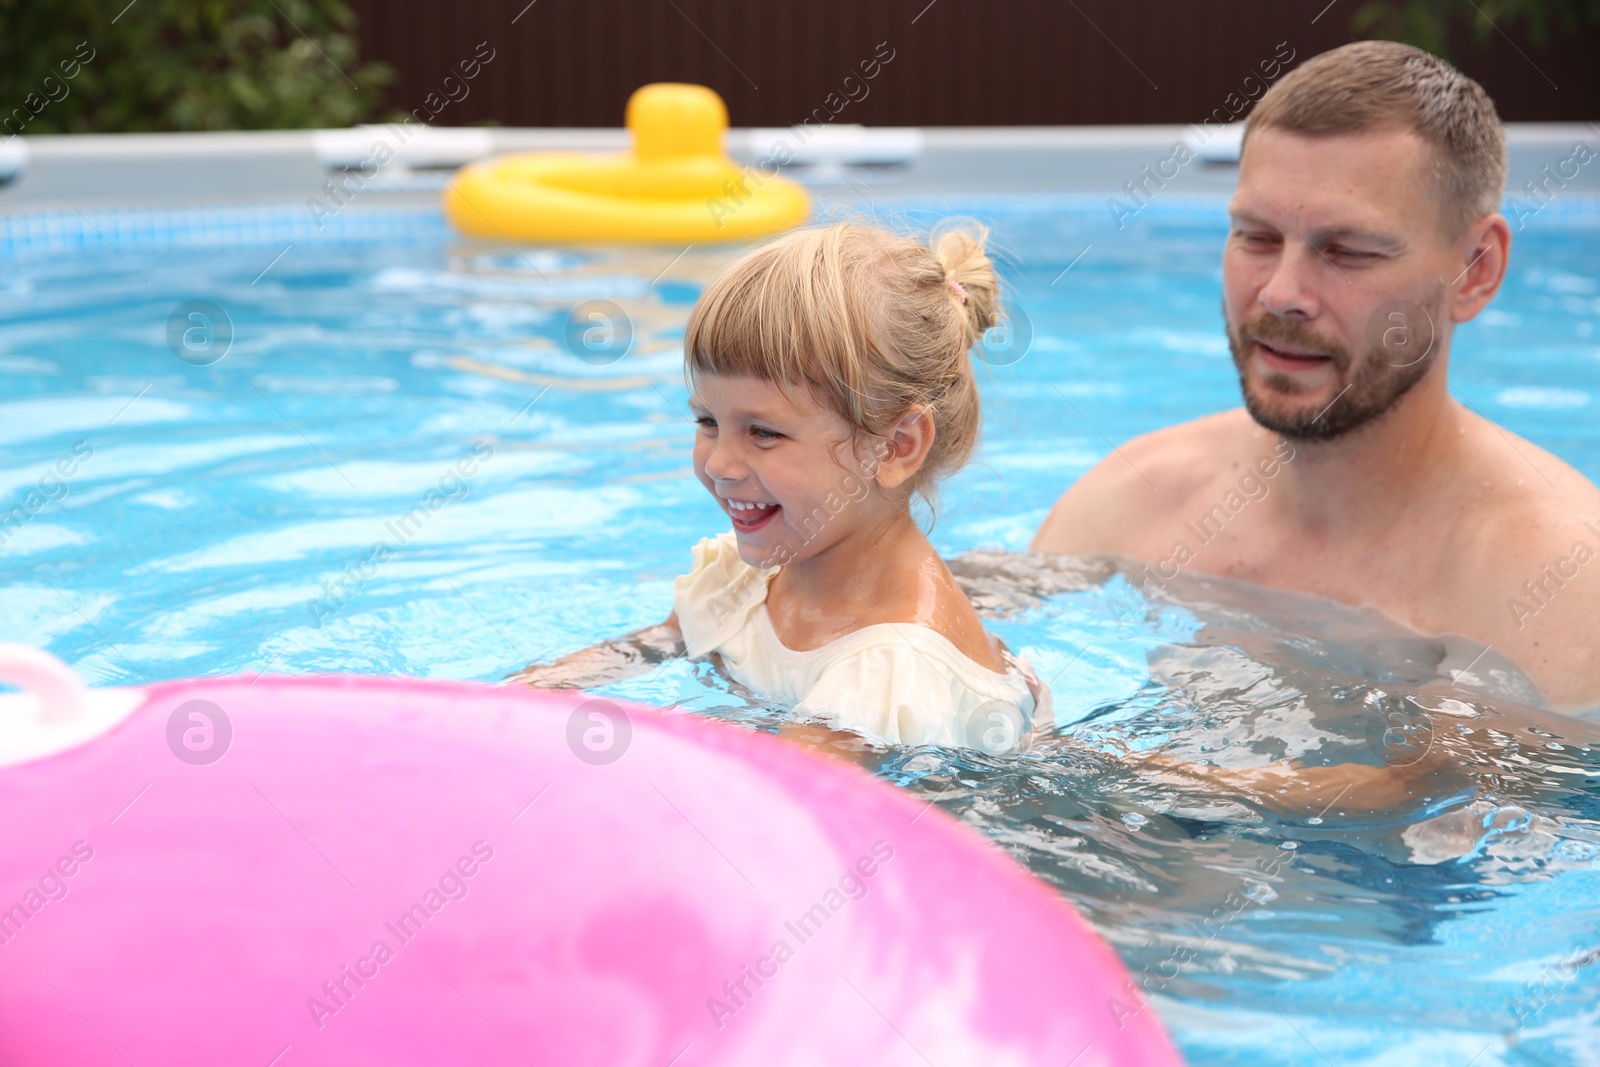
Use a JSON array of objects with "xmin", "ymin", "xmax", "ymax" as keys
[{"xmin": 1032, "ymin": 41, "xmax": 1600, "ymax": 712}]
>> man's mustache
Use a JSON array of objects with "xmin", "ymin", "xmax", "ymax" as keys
[{"xmin": 1235, "ymin": 314, "xmax": 1348, "ymax": 367}]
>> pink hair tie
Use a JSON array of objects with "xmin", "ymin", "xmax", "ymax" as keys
[{"xmin": 948, "ymin": 280, "xmax": 967, "ymax": 305}]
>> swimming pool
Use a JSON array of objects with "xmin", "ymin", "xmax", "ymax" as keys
[{"xmin": 3, "ymin": 189, "xmax": 1598, "ymax": 1064}]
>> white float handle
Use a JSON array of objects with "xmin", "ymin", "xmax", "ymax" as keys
[{"xmin": 0, "ymin": 644, "xmax": 87, "ymax": 723}]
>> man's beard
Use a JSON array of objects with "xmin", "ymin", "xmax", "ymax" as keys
[{"xmin": 1226, "ymin": 297, "xmax": 1442, "ymax": 442}]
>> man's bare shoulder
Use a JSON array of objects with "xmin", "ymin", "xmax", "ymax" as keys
[
  {"xmin": 1472, "ymin": 510, "xmax": 1600, "ymax": 711},
  {"xmin": 1032, "ymin": 409, "xmax": 1262, "ymax": 553},
  {"xmin": 1447, "ymin": 415, "xmax": 1600, "ymax": 710},
  {"xmin": 1453, "ymin": 412, "xmax": 1600, "ymax": 561}
]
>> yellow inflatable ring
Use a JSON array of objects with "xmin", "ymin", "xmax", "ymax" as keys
[{"xmin": 443, "ymin": 83, "xmax": 810, "ymax": 244}]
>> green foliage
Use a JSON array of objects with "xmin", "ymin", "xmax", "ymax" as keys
[
  {"xmin": 0, "ymin": 0, "xmax": 392, "ymax": 134},
  {"xmin": 1353, "ymin": 0, "xmax": 1600, "ymax": 59}
]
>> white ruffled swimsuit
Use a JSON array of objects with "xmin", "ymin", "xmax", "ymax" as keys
[{"xmin": 672, "ymin": 532, "xmax": 1048, "ymax": 751}]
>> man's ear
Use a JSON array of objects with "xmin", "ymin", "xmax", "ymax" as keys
[
  {"xmin": 1448, "ymin": 213, "xmax": 1510, "ymax": 324},
  {"xmin": 870, "ymin": 407, "xmax": 936, "ymax": 491}
]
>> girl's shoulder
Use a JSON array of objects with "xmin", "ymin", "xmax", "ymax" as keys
[
  {"xmin": 672, "ymin": 532, "xmax": 777, "ymax": 658},
  {"xmin": 796, "ymin": 630, "xmax": 1039, "ymax": 749},
  {"xmin": 808, "ymin": 621, "xmax": 1011, "ymax": 681},
  {"xmin": 921, "ymin": 576, "xmax": 1010, "ymax": 672}
]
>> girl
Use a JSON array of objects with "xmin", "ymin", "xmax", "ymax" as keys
[{"xmin": 514, "ymin": 222, "xmax": 1047, "ymax": 752}]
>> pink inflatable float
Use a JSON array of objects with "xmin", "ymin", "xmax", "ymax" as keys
[{"xmin": 0, "ymin": 646, "xmax": 1179, "ymax": 1065}]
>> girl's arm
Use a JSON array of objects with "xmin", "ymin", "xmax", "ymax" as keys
[
  {"xmin": 774, "ymin": 720, "xmax": 887, "ymax": 770},
  {"xmin": 508, "ymin": 614, "xmax": 684, "ymax": 690}
]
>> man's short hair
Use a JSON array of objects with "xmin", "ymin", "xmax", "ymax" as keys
[{"xmin": 1243, "ymin": 40, "xmax": 1506, "ymax": 238}]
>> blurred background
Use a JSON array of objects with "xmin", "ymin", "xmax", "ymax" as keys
[{"xmin": 4, "ymin": 0, "xmax": 1597, "ymax": 134}]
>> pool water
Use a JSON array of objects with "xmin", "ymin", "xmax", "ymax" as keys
[{"xmin": 3, "ymin": 192, "xmax": 1598, "ymax": 1064}]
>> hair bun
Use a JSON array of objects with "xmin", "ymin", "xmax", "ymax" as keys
[
  {"xmin": 684, "ymin": 220, "xmax": 994, "ymax": 515},
  {"xmin": 932, "ymin": 226, "xmax": 999, "ymax": 346}
]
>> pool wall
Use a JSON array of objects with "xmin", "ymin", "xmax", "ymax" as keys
[{"xmin": 2, "ymin": 123, "xmax": 1595, "ymax": 215}]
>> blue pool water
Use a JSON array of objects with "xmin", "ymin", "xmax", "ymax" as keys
[{"xmin": 2, "ymin": 191, "xmax": 1598, "ymax": 1064}]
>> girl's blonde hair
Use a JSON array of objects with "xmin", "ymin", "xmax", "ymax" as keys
[{"xmin": 684, "ymin": 221, "xmax": 999, "ymax": 501}]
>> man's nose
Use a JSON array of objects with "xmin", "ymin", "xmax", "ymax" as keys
[{"xmin": 1257, "ymin": 243, "xmax": 1324, "ymax": 320}]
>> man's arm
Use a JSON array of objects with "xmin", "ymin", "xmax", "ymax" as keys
[
  {"xmin": 1440, "ymin": 477, "xmax": 1600, "ymax": 712},
  {"xmin": 1487, "ymin": 557, "xmax": 1600, "ymax": 712},
  {"xmin": 1439, "ymin": 419, "xmax": 1600, "ymax": 712},
  {"xmin": 1134, "ymin": 681, "xmax": 1600, "ymax": 817}
]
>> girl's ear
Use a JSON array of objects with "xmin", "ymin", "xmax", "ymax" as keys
[{"xmin": 870, "ymin": 407, "xmax": 936, "ymax": 491}]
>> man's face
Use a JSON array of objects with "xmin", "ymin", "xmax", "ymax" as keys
[{"xmin": 1223, "ymin": 126, "xmax": 1458, "ymax": 441}]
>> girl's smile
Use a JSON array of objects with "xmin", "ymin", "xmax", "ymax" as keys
[
  {"xmin": 689, "ymin": 371, "xmax": 879, "ymax": 568},
  {"xmin": 722, "ymin": 497, "xmax": 781, "ymax": 532}
]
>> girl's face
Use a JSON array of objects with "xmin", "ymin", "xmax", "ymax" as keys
[{"xmin": 688, "ymin": 373, "xmax": 886, "ymax": 568}]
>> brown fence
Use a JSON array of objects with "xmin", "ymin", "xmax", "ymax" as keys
[{"xmin": 347, "ymin": 0, "xmax": 1598, "ymax": 128}]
